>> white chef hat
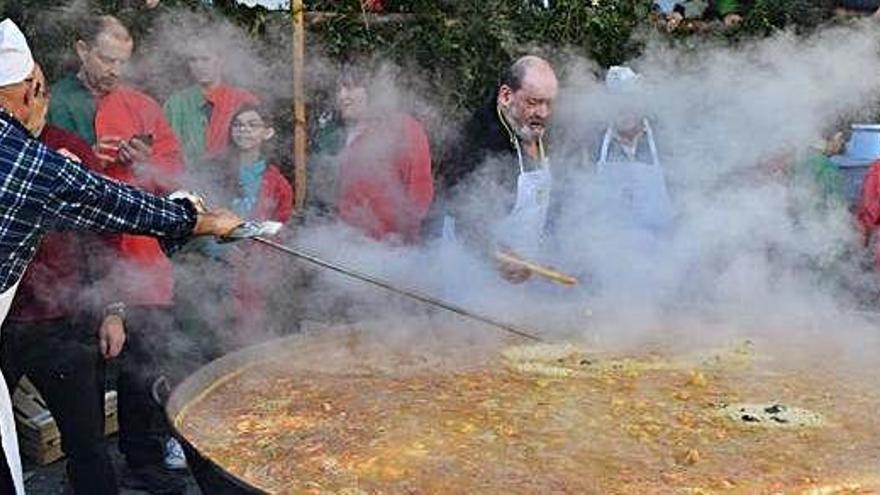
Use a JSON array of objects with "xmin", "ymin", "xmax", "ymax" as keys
[
  {"xmin": 0, "ymin": 19, "xmax": 34, "ymax": 87},
  {"xmin": 605, "ymin": 65, "xmax": 641, "ymax": 93}
]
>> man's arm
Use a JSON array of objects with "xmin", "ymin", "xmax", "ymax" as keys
[
  {"xmin": 44, "ymin": 150, "xmax": 197, "ymax": 237},
  {"xmin": 37, "ymin": 142, "xmax": 238, "ymax": 238}
]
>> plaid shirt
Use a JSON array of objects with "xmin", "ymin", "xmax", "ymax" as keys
[{"xmin": 0, "ymin": 111, "xmax": 197, "ymax": 294}]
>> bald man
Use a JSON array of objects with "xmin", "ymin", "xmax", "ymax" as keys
[{"xmin": 439, "ymin": 55, "xmax": 559, "ymax": 282}]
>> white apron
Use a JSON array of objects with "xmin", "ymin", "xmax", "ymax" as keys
[
  {"xmin": 439, "ymin": 139, "xmax": 552, "ymax": 299},
  {"xmin": 0, "ymin": 281, "xmax": 24, "ymax": 495},
  {"xmin": 492, "ymin": 139, "xmax": 552, "ymax": 258},
  {"xmin": 596, "ymin": 119, "xmax": 673, "ymax": 232}
]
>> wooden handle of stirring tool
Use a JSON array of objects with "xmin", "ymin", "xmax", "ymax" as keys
[{"xmin": 494, "ymin": 250, "xmax": 579, "ymax": 287}]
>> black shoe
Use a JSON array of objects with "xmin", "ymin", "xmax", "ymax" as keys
[{"xmin": 121, "ymin": 464, "xmax": 188, "ymax": 495}]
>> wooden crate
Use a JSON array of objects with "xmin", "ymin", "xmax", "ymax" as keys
[{"xmin": 13, "ymin": 377, "xmax": 118, "ymax": 465}]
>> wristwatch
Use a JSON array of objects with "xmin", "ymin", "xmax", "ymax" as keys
[{"xmin": 103, "ymin": 302, "xmax": 127, "ymax": 320}]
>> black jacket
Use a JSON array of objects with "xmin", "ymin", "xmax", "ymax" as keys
[{"xmin": 442, "ymin": 100, "xmax": 521, "ymax": 196}]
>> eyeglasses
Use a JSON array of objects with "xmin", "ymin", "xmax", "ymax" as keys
[{"xmin": 231, "ymin": 121, "xmax": 265, "ymax": 131}]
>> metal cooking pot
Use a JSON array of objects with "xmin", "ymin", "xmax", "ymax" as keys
[
  {"xmin": 829, "ymin": 124, "xmax": 880, "ymax": 206},
  {"xmin": 165, "ymin": 321, "xmax": 497, "ymax": 495},
  {"xmin": 165, "ymin": 314, "xmax": 880, "ymax": 494},
  {"xmin": 845, "ymin": 124, "xmax": 880, "ymax": 160},
  {"xmin": 165, "ymin": 336, "xmax": 286, "ymax": 494}
]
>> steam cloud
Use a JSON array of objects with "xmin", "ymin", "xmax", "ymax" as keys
[
  {"xmin": 22, "ymin": 3, "xmax": 880, "ymax": 357},
  {"xmin": 298, "ymin": 20, "xmax": 880, "ymax": 353}
]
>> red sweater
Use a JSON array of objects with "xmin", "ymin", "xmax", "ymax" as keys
[
  {"xmin": 857, "ymin": 161, "xmax": 880, "ymax": 269},
  {"xmin": 336, "ymin": 114, "xmax": 434, "ymax": 243},
  {"xmin": 7, "ymin": 126, "xmax": 103, "ymax": 322},
  {"xmin": 95, "ymin": 85, "xmax": 184, "ymax": 307},
  {"xmin": 251, "ymin": 164, "xmax": 294, "ymax": 223},
  {"xmin": 228, "ymin": 163, "xmax": 293, "ymax": 339}
]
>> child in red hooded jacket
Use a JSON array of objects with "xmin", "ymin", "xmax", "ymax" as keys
[{"xmin": 179, "ymin": 104, "xmax": 293, "ymax": 353}]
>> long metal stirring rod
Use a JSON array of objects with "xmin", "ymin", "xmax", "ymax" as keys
[{"xmin": 252, "ymin": 236, "xmax": 544, "ymax": 342}]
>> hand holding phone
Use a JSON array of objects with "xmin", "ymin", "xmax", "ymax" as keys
[{"xmin": 119, "ymin": 133, "xmax": 153, "ymax": 164}]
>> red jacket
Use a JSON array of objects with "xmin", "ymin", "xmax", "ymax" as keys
[
  {"xmin": 95, "ymin": 85, "xmax": 184, "ymax": 307},
  {"xmin": 8, "ymin": 126, "xmax": 103, "ymax": 322},
  {"xmin": 336, "ymin": 114, "xmax": 434, "ymax": 243},
  {"xmin": 228, "ymin": 162, "xmax": 293, "ymax": 339},
  {"xmin": 857, "ymin": 161, "xmax": 880, "ymax": 269},
  {"xmin": 252, "ymin": 164, "xmax": 294, "ymax": 223}
]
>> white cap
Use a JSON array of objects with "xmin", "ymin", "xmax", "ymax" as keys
[
  {"xmin": 0, "ymin": 19, "xmax": 34, "ymax": 87},
  {"xmin": 605, "ymin": 65, "xmax": 641, "ymax": 93}
]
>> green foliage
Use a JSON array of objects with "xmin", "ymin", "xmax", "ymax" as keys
[
  {"xmin": 521, "ymin": 0, "xmax": 653, "ymax": 67},
  {"xmin": 4, "ymin": 0, "xmax": 847, "ymax": 116},
  {"xmin": 308, "ymin": 0, "xmax": 652, "ymax": 113},
  {"xmin": 2, "ymin": 0, "xmax": 849, "ymax": 149},
  {"xmin": 742, "ymin": 0, "xmax": 833, "ymax": 34}
]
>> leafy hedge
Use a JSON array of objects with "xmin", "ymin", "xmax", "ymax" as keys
[
  {"xmin": 309, "ymin": 0, "xmax": 653, "ymax": 112},
  {"xmin": 0, "ymin": 0, "xmax": 857, "ymax": 175},
  {"xmin": 307, "ymin": 0, "xmax": 857, "ymax": 114},
  {"xmin": 3, "ymin": 0, "xmax": 852, "ymax": 114}
]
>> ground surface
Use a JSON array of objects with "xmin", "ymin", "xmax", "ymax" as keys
[{"xmin": 24, "ymin": 435, "xmax": 201, "ymax": 495}]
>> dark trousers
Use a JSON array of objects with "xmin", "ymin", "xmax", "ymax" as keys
[
  {"xmin": 0, "ymin": 317, "xmax": 117, "ymax": 495},
  {"xmin": 0, "ymin": 455, "xmax": 12, "ymax": 495},
  {"xmin": 117, "ymin": 306, "xmax": 194, "ymax": 468}
]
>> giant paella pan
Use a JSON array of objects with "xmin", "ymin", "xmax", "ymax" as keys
[{"xmin": 167, "ymin": 318, "xmax": 880, "ymax": 495}]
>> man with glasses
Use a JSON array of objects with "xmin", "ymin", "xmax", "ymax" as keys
[{"xmin": 47, "ymin": 14, "xmax": 193, "ymax": 490}]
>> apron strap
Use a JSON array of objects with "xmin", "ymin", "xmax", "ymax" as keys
[
  {"xmin": 513, "ymin": 139, "xmax": 525, "ymax": 175},
  {"xmin": 510, "ymin": 127, "xmax": 548, "ymax": 174},
  {"xmin": 597, "ymin": 126, "xmax": 614, "ymax": 171},
  {"xmin": 643, "ymin": 118, "xmax": 661, "ymax": 168},
  {"xmin": 600, "ymin": 121, "xmax": 660, "ymax": 169}
]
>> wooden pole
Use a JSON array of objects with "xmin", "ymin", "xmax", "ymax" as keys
[{"xmin": 292, "ymin": 0, "xmax": 307, "ymax": 213}]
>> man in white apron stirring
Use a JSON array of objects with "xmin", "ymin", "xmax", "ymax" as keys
[
  {"xmin": 0, "ymin": 19, "xmax": 242, "ymax": 494},
  {"xmin": 439, "ymin": 55, "xmax": 559, "ymax": 283}
]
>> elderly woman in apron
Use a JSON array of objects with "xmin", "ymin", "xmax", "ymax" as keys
[
  {"xmin": 581, "ymin": 118, "xmax": 676, "ymax": 302},
  {"xmin": 594, "ymin": 116, "xmax": 673, "ymax": 234},
  {"xmin": 592, "ymin": 66, "xmax": 674, "ymax": 236},
  {"xmin": 583, "ymin": 67, "xmax": 675, "ymax": 301}
]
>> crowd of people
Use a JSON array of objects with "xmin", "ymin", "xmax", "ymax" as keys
[{"xmin": 3, "ymin": 3, "xmax": 880, "ymax": 495}]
